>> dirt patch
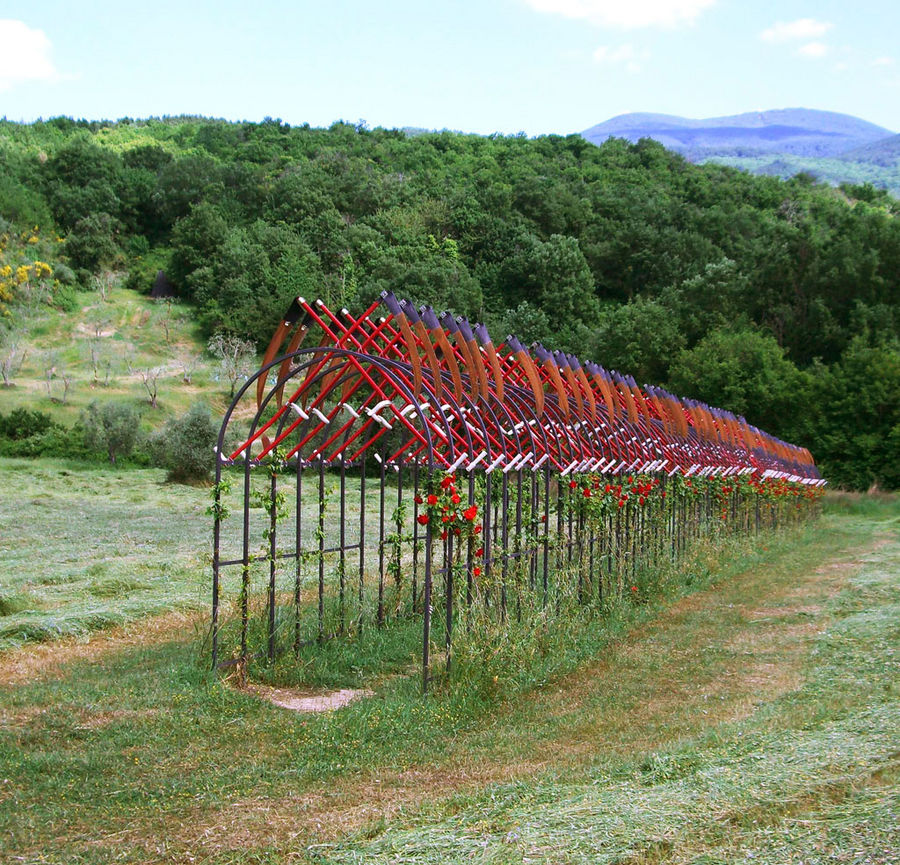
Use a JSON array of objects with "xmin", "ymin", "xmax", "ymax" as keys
[
  {"xmin": 243, "ymin": 684, "xmax": 374, "ymax": 713},
  {"xmin": 75, "ymin": 323, "xmax": 116, "ymax": 337},
  {"xmin": 73, "ymin": 708, "xmax": 161, "ymax": 730},
  {"xmin": 746, "ymin": 604, "xmax": 824, "ymax": 620}
]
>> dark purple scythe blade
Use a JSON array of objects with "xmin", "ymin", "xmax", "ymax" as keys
[
  {"xmin": 457, "ymin": 317, "xmax": 490, "ymax": 404},
  {"xmin": 533, "ymin": 343, "xmax": 570, "ymax": 419},
  {"xmin": 441, "ymin": 313, "xmax": 480, "ymax": 401},
  {"xmin": 505, "ymin": 336, "xmax": 545, "ymax": 418},
  {"xmin": 381, "ymin": 291, "xmax": 424, "ymax": 399},
  {"xmin": 421, "ymin": 305, "xmax": 464, "ymax": 404}
]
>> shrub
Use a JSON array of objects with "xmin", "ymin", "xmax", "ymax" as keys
[
  {"xmin": 150, "ymin": 402, "xmax": 217, "ymax": 483},
  {"xmin": 0, "ymin": 408, "xmax": 57, "ymax": 440}
]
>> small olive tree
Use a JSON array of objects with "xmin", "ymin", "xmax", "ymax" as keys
[
  {"xmin": 207, "ymin": 333, "xmax": 255, "ymax": 398},
  {"xmin": 82, "ymin": 401, "xmax": 138, "ymax": 465}
]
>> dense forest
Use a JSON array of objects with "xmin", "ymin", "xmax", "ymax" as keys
[{"xmin": 0, "ymin": 116, "xmax": 898, "ymax": 488}]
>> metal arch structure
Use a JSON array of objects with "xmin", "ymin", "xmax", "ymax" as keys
[{"xmin": 211, "ymin": 292, "xmax": 824, "ymax": 690}]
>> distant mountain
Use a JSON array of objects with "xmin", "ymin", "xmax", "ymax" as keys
[
  {"xmin": 840, "ymin": 134, "xmax": 900, "ymax": 167},
  {"xmin": 582, "ymin": 109, "xmax": 894, "ymax": 160}
]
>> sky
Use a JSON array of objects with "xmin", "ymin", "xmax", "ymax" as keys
[{"xmin": 1, "ymin": 0, "xmax": 898, "ymax": 136}]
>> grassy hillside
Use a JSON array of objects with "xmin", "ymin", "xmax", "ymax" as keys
[{"xmin": 1, "ymin": 280, "xmax": 233, "ymax": 434}]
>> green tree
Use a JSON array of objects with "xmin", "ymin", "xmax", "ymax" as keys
[
  {"xmin": 667, "ymin": 327, "xmax": 806, "ymax": 436},
  {"xmin": 81, "ymin": 401, "xmax": 139, "ymax": 465},
  {"xmin": 64, "ymin": 212, "xmax": 122, "ymax": 273},
  {"xmin": 590, "ymin": 296, "xmax": 686, "ymax": 385},
  {"xmin": 799, "ymin": 337, "xmax": 900, "ymax": 489}
]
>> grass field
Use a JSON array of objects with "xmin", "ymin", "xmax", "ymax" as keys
[
  {"xmin": 0, "ymin": 459, "xmax": 212, "ymax": 648},
  {"xmin": 0, "ymin": 474, "xmax": 897, "ymax": 863}
]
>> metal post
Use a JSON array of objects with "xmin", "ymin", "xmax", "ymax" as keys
[
  {"xmin": 358, "ymin": 456, "xmax": 366, "ymax": 631},
  {"xmin": 317, "ymin": 458, "xmax": 325, "ymax": 643}
]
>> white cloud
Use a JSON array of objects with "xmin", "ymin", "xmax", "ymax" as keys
[
  {"xmin": 522, "ymin": 0, "xmax": 717, "ymax": 30},
  {"xmin": 797, "ymin": 42, "xmax": 828, "ymax": 59},
  {"xmin": 871, "ymin": 56, "xmax": 895, "ymax": 67},
  {"xmin": 0, "ymin": 20, "xmax": 58, "ymax": 92},
  {"xmin": 592, "ymin": 43, "xmax": 648, "ymax": 73},
  {"xmin": 760, "ymin": 18, "xmax": 832, "ymax": 44}
]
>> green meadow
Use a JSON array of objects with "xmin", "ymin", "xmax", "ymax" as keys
[{"xmin": 1, "ymin": 463, "xmax": 897, "ymax": 863}]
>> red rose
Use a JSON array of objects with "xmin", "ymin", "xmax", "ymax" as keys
[
  {"xmin": 463, "ymin": 504, "xmax": 478, "ymax": 521},
  {"xmin": 416, "ymin": 514, "xmax": 429, "ymax": 525},
  {"xmin": 451, "ymin": 493, "xmax": 461, "ymax": 505},
  {"xmin": 473, "ymin": 566, "xmax": 482, "ymax": 576},
  {"xmin": 427, "ymin": 494, "xmax": 438, "ymax": 506}
]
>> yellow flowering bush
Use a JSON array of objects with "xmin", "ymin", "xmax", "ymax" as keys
[{"xmin": 0, "ymin": 227, "xmax": 55, "ymax": 315}]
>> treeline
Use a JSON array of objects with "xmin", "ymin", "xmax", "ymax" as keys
[{"xmin": 0, "ymin": 116, "xmax": 898, "ymax": 488}]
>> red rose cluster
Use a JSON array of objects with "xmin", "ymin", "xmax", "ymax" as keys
[{"xmin": 415, "ymin": 474, "xmax": 483, "ymax": 541}]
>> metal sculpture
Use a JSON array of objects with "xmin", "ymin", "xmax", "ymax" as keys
[{"xmin": 211, "ymin": 293, "xmax": 824, "ymax": 690}]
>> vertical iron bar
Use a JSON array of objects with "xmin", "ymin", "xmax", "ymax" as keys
[
  {"xmin": 397, "ymin": 464, "xmax": 405, "ymax": 613},
  {"xmin": 515, "ymin": 469, "xmax": 523, "ymax": 620},
  {"xmin": 358, "ymin": 456, "xmax": 366, "ymax": 631},
  {"xmin": 542, "ymin": 466, "xmax": 550, "ymax": 607},
  {"xmin": 412, "ymin": 462, "xmax": 420, "ymax": 614},
  {"xmin": 501, "ymin": 470, "xmax": 509, "ymax": 621},
  {"xmin": 339, "ymin": 457, "xmax": 346, "ymax": 634},
  {"xmin": 268, "ymin": 468, "xmax": 277, "ymax": 662},
  {"xmin": 378, "ymin": 459, "xmax": 386, "ymax": 627},
  {"xmin": 467, "ymin": 469, "xmax": 475, "ymax": 609},
  {"xmin": 317, "ymin": 458, "xmax": 325, "ymax": 643},
  {"xmin": 422, "ymin": 522, "xmax": 433, "ymax": 693},
  {"xmin": 484, "ymin": 471, "xmax": 493, "ymax": 608},
  {"xmin": 211, "ymin": 463, "xmax": 222, "ymax": 670},
  {"xmin": 241, "ymin": 454, "xmax": 252, "ymax": 659},
  {"xmin": 294, "ymin": 459, "xmax": 302, "ymax": 654},
  {"xmin": 446, "ymin": 529, "xmax": 453, "ymax": 674}
]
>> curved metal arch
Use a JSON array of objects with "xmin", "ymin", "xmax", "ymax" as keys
[{"xmin": 217, "ymin": 347, "xmax": 440, "ymax": 470}]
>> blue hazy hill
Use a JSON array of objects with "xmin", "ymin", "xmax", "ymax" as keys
[{"xmin": 582, "ymin": 109, "xmax": 894, "ymax": 159}]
